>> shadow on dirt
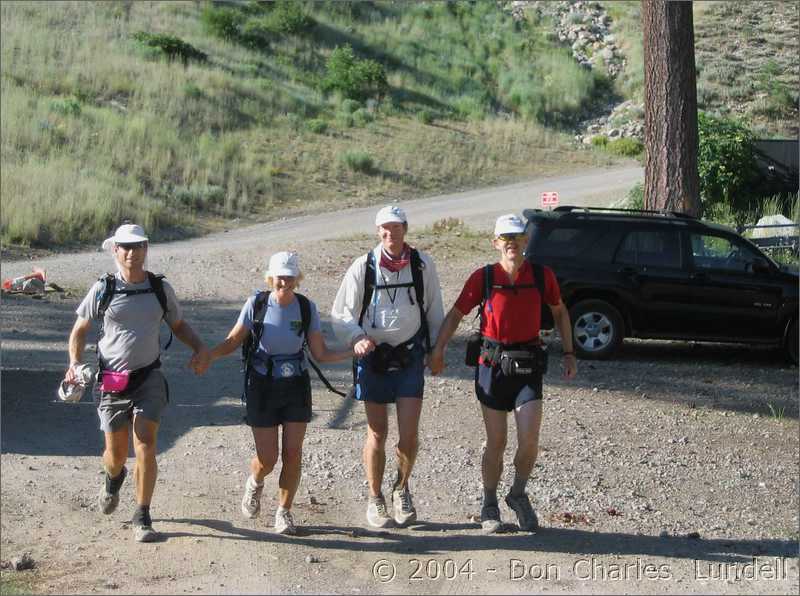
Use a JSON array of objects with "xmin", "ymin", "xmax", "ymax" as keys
[{"xmin": 162, "ymin": 517, "xmax": 798, "ymax": 564}]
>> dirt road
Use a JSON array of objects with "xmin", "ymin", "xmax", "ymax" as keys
[{"xmin": 2, "ymin": 167, "xmax": 798, "ymax": 595}]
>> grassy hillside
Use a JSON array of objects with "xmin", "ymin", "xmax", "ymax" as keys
[
  {"xmin": 2, "ymin": 1, "xmax": 795, "ymax": 250},
  {"xmin": 0, "ymin": 0, "xmax": 616, "ymax": 249}
]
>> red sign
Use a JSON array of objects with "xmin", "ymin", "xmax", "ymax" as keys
[{"xmin": 540, "ymin": 191, "xmax": 559, "ymax": 207}]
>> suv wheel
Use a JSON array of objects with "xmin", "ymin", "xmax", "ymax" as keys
[
  {"xmin": 786, "ymin": 319, "xmax": 798, "ymax": 365},
  {"xmin": 569, "ymin": 300, "xmax": 624, "ymax": 360}
]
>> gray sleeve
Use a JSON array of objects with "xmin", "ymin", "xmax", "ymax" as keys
[
  {"xmin": 75, "ymin": 281, "xmax": 104, "ymax": 320},
  {"xmin": 421, "ymin": 253, "xmax": 445, "ymax": 345},
  {"xmin": 236, "ymin": 296, "xmax": 257, "ymax": 332},
  {"xmin": 161, "ymin": 281, "xmax": 183, "ymax": 326}
]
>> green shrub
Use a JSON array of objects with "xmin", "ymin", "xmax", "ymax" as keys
[
  {"xmin": 335, "ymin": 112, "xmax": 355, "ymax": 128},
  {"xmin": 339, "ymin": 99, "xmax": 361, "ymax": 114},
  {"xmin": 265, "ymin": 1, "xmax": 313, "ymax": 35},
  {"xmin": 50, "ymin": 97, "xmax": 82, "ymax": 116},
  {"xmin": 173, "ymin": 185, "xmax": 226, "ymax": 210},
  {"xmin": 306, "ymin": 119, "xmax": 328, "ymax": 134},
  {"xmin": 201, "ymin": 6, "xmax": 243, "ymax": 41},
  {"xmin": 606, "ymin": 137, "xmax": 643, "ymax": 157},
  {"xmin": 590, "ymin": 135, "xmax": 608, "ymax": 147},
  {"xmin": 341, "ymin": 150, "xmax": 375, "ymax": 173},
  {"xmin": 132, "ymin": 32, "xmax": 207, "ymax": 64},
  {"xmin": 417, "ymin": 110, "xmax": 434, "ymax": 124},
  {"xmin": 352, "ymin": 108, "xmax": 375, "ymax": 127},
  {"xmin": 624, "ymin": 182, "xmax": 644, "ymax": 210},
  {"xmin": 697, "ymin": 112, "xmax": 760, "ymax": 220},
  {"xmin": 322, "ymin": 45, "xmax": 387, "ymax": 100},
  {"xmin": 183, "ymin": 82, "xmax": 203, "ymax": 99}
]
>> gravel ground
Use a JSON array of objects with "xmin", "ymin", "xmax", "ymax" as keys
[{"xmin": 2, "ymin": 197, "xmax": 798, "ymax": 594}]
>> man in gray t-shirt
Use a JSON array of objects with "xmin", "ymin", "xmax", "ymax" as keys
[{"xmin": 63, "ymin": 224, "xmax": 209, "ymax": 543}]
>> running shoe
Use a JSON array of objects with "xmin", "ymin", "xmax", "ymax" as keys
[
  {"xmin": 366, "ymin": 496, "xmax": 393, "ymax": 528},
  {"xmin": 133, "ymin": 524, "xmax": 158, "ymax": 543},
  {"xmin": 274, "ymin": 508, "xmax": 297, "ymax": 535},
  {"xmin": 241, "ymin": 475, "xmax": 264, "ymax": 519},
  {"xmin": 505, "ymin": 491, "xmax": 539, "ymax": 532},
  {"xmin": 480, "ymin": 503, "xmax": 502, "ymax": 534},
  {"xmin": 392, "ymin": 486, "xmax": 417, "ymax": 527},
  {"xmin": 98, "ymin": 466, "xmax": 127, "ymax": 515}
]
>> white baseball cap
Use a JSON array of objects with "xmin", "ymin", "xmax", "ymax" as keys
[
  {"xmin": 375, "ymin": 205, "xmax": 407, "ymax": 226},
  {"xmin": 266, "ymin": 251, "xmax": 300, "ymax": 277},
  {"xmin": 494, "ymin": 214, "xmax": 526, "ymax": 236},
  {"xmin": 102, "ymin": 224, "xmax": 148, "ymax": 251}
]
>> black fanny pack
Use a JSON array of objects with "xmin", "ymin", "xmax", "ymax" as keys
[
  {"xmin": 468, "ymin": 338, "xmax": 548, "ymax": 376},
  {"xmin": 498, "ymin": 347, "xmax": 548, "ymax": 376},
  {"xmin": 371, "ymin": 338, "xmax": 417, "ymax": 374}
]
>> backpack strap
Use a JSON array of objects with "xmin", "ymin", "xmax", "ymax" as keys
[
  {"xmin": 241, "ymin": 290, "xmax": 270, "ymax": 403},
  {"xmin": 295, "ymin": 293, "xmax": 348, "ymax": 397},
  {"xmin": 358, "ymin": 251, "xmax": 376, "ymax": 328},
  {"xmin": 409, "ymin": 248, "xmax": 430, "ymax": 351},
  {"xmin": 296, "ymin": 293, "xmax": 311, "ymax": 343},
  {"xmin": 146, "ymin": 271, "xmax": 172, "ymax": 350},
  {"xmin": 97, "ymin": 274, "xmax": 116, "ymax": 319}
]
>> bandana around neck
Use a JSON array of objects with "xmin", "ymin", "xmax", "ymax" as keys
[{"xmin": 380, "ymin": 243, "xmax": 410, "ymax": 272}]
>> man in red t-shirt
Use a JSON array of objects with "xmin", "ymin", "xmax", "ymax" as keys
[{"xmin": 430, "ymin": 214, "xmax": 577, "ymax": 533}]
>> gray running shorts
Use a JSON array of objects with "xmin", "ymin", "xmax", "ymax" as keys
[{"xmin": 96, "ymin": 369, "xmax": 169, "ymax": 433}]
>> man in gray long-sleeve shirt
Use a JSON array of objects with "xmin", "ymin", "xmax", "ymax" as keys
[{"xmin": 331, "ymin": 206, "xmax": 444, "ymax": 529}]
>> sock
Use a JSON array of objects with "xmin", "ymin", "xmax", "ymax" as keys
[
  {"xmin": 132, "ymin": 504, "xmax": 151, "ymax": 527},
  {"xmin": 368, "ymin": 493, "xmax": 385, "ymax": 504},
  {"xmin": 483, "ymin": 488, "xmax": 498, "ymax": 507},
  {"xmin": 105, "ymin": 466, "xmax": 126, "ymax": 495},
  {"xmin": 392, "ymin": 469, "xmax": 404, "ymax": 492},
  {"xmin": 511, "ymin": 473, "xmax": 528, "ymax": 497},
  {"xmin": 276, "ymin": 505, "xmax": 289, "ymax": 514},
  {"xmin": 249, "ymin": 474, "xmax": 264, "ymax": 487}
]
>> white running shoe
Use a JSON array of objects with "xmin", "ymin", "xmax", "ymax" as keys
[
  {"xmin": 392, "ymin": 486, "xmax": 417, "ymax": 527},
  {"xmin": 274, "ymin": 508, "xmax": 297, "ymax": 535},
  {"xmin": 241, "ymin": 475, "xmax": 264, "ymax": 519},
  {"xmin": 366, "ymin": 496, "xmax": 393, "ymax": 528}
]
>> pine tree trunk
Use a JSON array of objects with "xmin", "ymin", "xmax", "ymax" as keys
[{"xmin": 642, "ymin": 0, "xmax": 700, "ymax": 216}]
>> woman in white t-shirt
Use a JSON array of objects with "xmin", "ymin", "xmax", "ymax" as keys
[{"xmin": 198, "ymin": 251, "xmax": 352, "ymax": 535}]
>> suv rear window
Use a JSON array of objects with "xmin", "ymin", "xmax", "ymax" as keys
[
  {"xmin": 615, "ymin": 229, "xmax": 681, "ymax": 268},
  {"xmin": 533, "ymin": 226, "xmax": 604, "ymax": 258}
]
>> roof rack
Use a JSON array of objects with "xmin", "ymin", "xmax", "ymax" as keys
[{"xmin": 552, "ymin": 206, "xmax": 697, "ymax": 219}]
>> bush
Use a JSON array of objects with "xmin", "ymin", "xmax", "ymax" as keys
[
  {"xmin": 322, "ymin": 45, "xmax": 387, "ymax": 101},
  {"xmin": 306, "ymin": 119, "xmax": 328, "ymax": 134},
  {"xmin": 352, "ymin": 108, "xmax": 375, "ymax": 127},
  {"xmin": 417, "ymin": 110, "xmax": 434, "ymax": 125},
  {"xmin": 590, "ymin": 135, "xmax": 608, "ymax": 147},
  {"xmin": 50, "ymin": 97, "xmax": 82, "ymax": 116},
  {"xmin": 132, "ymin": 32, "xmax": 207, "ymax": 65},
  {"xmin": 606, "ymin": 137, "xmax": 643, "ymax": 157},
  {"xmin": 341, "ymin": 150, "xmax": 375, "ymax": 173},
  {"xmin": 624, "ymin": 182, "xmax": 644, "ymax": 210},
  {"xmin": 201, "ymin": 6, "xmax": 243, "ymax": 41},
  {"xmin": 697, "ymin": 112, "xmax": 760, "ymax": 219},
  {"xmin": 339, "ymin": 99, "xmax": 361, "ymax": 114},
  {"xmin": 265, "ymin": 1, "xmax": 313, "ymax": 35}
]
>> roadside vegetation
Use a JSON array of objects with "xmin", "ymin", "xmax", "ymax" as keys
[
  {"xmin": 0, "ymin": 0, "xmax": 618, "ymax": 249},
  {"xmin": 1, "ymin": 1, "xmax": 795, "ymax": 250}
]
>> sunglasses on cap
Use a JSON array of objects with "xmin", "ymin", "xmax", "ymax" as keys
[
  {"xmin": 496, "ymin": 233, "xmax": 526, "ymax": 243},
  {"xmin": 116, "ymin": 241, "xmax": 147, "ymax": 251}
]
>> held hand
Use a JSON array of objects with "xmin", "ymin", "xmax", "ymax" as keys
[
  {"xmin": 561, "ymin": 354, "xmax": 577, "ymax": 380},
  {"xmin": 353, "ymin": 337, "xmax": 376, "ymax": 358},
  {"xmin": 428, "ymin": 349, "xmax": 445, "ymax": 375},
  {"xmin": 190, "ymin": 348, "xmax": 212, "ymax": 376}
]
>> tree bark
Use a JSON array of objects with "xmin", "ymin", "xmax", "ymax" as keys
[{"xmin": 642, "ymin": 0, "xmax": 700, "ymax": 216}]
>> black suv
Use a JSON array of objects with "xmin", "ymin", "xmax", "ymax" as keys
[{"xmin": 523, "ymin": 206, "xmax": 799, "ymax": 363}]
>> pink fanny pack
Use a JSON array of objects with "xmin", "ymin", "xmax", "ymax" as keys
[{"xmin": 99, "ymin": 370, "xmax": 130, "ymax": 393}]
